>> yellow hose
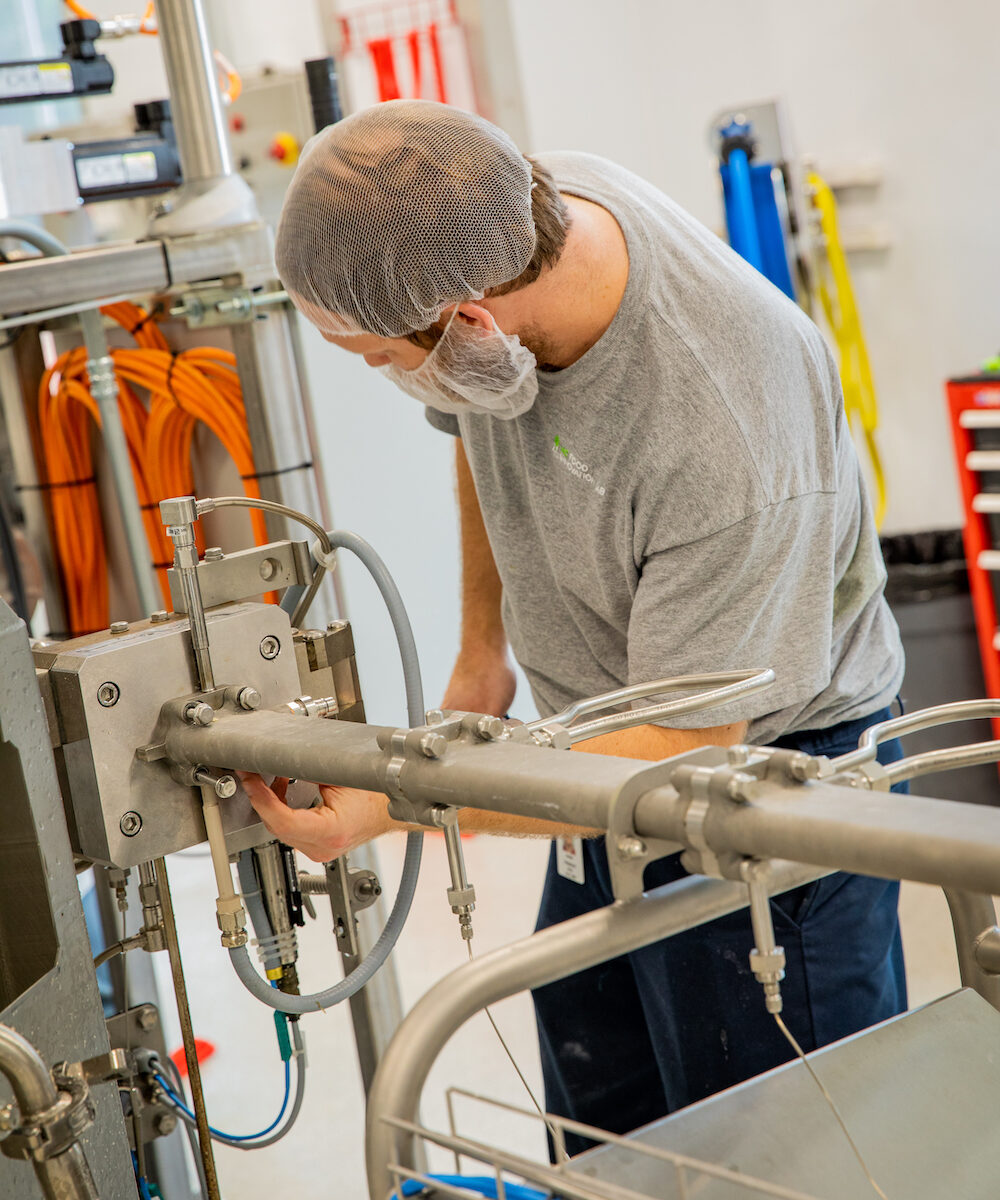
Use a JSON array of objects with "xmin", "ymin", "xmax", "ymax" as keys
[{"xmin": 808, "ymin": 171, "xmax": 887, "ymax": 528}]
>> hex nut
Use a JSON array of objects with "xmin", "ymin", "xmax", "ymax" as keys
[
  {"xmin": 237, "ymin": 686, "xmax": 261, "ymax": 711},
  {"xmin": 617, "ymin": 835, "xmax": 647, "ymax": 860},
  {"xmin": 184, "ymin": 702, "xmax": 215, "ymax": 727},
  {"xmin": 149, "ymin": 610, "xmax": 171, "ymax": 624},
  {"xmin": 97, "ymin": 682, "xmax": 120, "ymax": 708},
  {"xmin": 259, "ymin": 635, "xmax": 281, "ymax": 660},
  {"xmin": 120, "ymin": 811, "xmax": 143, "ymax": 837},
  {"xmin": 475, "ymin": 715, "xmax": 505, "ymax": 741},
  {"xmin": 136, "ymin": 1006, "xmax": 158, "ymax": 1031},
  {"xmin": 154, "ymin": 1112, "xmax": 177, "ymax": 1137},
  {"xmin": 419, "ymin": 732, "xmax": 448, "ymax": 759},
  {"xmin": 110, "ymin": 621, "xmax": 130, "ymax": 635},
  {"xmin": 203, "ymin": 546, "xmax": 225, "ymax": 562}
]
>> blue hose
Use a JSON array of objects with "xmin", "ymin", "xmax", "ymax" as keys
[
  {"xmin": 393, "ymin": 1176, "xmax": 549, "ymax": 1199},
  {"xmin": 154, "ymin": 1061, "xmax": 291, "ymax": 1143}
]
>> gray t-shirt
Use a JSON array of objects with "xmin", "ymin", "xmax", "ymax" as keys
[{"xmin": 427, "ymin": 151, "xmax": 903, "ymax": 744}]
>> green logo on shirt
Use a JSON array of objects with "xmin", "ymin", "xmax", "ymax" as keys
[{"xmin": 552, "ymin": 435, "xmax": 606, "ymax": 496}]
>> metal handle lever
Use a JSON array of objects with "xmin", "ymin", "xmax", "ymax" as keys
[
  {"xmin": 831, "ymin": 698, "xmax": 1000, "ymax": 773},
  {"xmin": 524, "ymin": 668, "xmax": 775, "ymax": 746}
]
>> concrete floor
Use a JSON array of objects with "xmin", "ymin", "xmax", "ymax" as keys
[{"xmin": 150, "ymin": 836, "xmax": 964, "ymax": 1199}]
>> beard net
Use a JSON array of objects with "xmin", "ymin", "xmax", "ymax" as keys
[{"xmin": 274, "ymin": 99, "xmax": 536, "ymax": 339}]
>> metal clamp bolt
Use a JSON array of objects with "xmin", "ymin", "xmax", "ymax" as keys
[
  {"xmin": 617, "ymin": 835, "xmax": 647, "ymax": 860},
  {"xmin": 97, "ymin": 682, "xmax": 120, "ymax": 708},
  {"xmin": 119, "ymin": 812, "xmax": 143, "ymax": 837},
  {"xmin": 259, "ymin": 635, "xmax": 281, "ymax": 660},
  {"xmin": 475, "ymin": 715, "xmax": 506, "ymax": 741},
  {"xmin": 237, "ymin": 686, "xmax": 261, "ymax": 711},
  {"xmin": 194, "ymin": 769, "xmax": 237, "ymax": 799},
  {"xmin": 183, "ymin": 701, "xmax": 215, "ymax": 727},
  {"xmin": 419, "ymin": 732, "xmax": 448, "ymax": 759}
]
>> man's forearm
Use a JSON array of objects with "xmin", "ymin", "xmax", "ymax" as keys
[{"xmin": 456, "ymin": 439, "xmax": 507, "ymax": 659}]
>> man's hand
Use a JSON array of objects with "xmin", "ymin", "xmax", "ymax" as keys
[
  {"xmin": 238, "ymin": 773, "xmax": 396, "ymax": 862},
  {"xmin": 442, "ymin": 654, "xmax": 517, "ymax": 716}
]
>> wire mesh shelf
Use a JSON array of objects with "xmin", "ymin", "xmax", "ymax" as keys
[{"xmin": 383, "ymin": 1087, "xmax": 823, "ymax": 1200}]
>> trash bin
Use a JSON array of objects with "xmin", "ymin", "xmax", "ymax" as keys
[{"xmin": 881, "ymin": 529, "xmax": 999, "ymax": 806}]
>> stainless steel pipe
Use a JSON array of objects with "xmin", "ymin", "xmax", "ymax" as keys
[
  {"xmin": 0, "ymin": 1025, "xmax": 99, "ymax": 1200},
  {"xmin": 154, "ymin": 0, "xmax": 233, "ymax": 182},
  {"xmin": 364, "ymin": 864, "xmax": 826, "ymax": 1199},
  {"xmin": 0, "ymin": 1024, "xmax": 58, "ymax": 1116},
  {"xmin": 943, "ymin": 890, "xmax": 1000, "ymax": 1010}
]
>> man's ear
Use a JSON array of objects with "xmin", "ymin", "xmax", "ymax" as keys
[{"xmin": 448, "ymin": 302, "xmax": 495, "ymax": 330}]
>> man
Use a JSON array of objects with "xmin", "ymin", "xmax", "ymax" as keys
[{"xmin": 247, "ymin": 98, "xmax": 906, "ymax": 1147}]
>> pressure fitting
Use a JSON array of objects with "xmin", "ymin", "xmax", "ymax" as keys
[
  {"xmin": 214, "ymin": 895, "xmax": 249, "ymax": 949},
  {"xmin": 741, "ymin": 859, "xmax": 785, "ymax": 1015}
]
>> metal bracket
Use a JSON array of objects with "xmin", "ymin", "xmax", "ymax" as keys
[
  {"xmin": 168, "ymin": 538, "xmax": 313, "ymax": 613},
  {"xmin": 325, "ymin": 856, "xmax": 382, "ymax": 961},
  {"xmin": 604, "ymin": 749, "xmax": 726, "ymax": 901}
]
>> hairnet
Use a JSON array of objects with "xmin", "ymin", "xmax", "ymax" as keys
[{"xmin": 274, "ymin": 99, "xmax": 536, "ymax": 339}]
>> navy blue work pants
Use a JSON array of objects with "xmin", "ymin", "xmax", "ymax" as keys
[{"xmin": 532, "ymin": 708, "xmax": 907, "ymax": 1155}]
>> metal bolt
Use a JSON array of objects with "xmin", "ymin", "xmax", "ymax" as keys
[
  {"xmin": 150, "ymin": 610, "xmax": 171, "ymax": 624},
  {"xmin": 617, "ymin": 835, "xmax": 647, "ymax": 860},
  {"xmin": 120, "ymin": 811, "xmax": 143, "ymax": 837},
  {"xmin": 419, "ymin": 732, "xmax": 448, "ymax": 759},
  {"xmin": 425, "ymin": 709, "xmax": 445, "ymax": 726},
  {"xmin": 475, "ymin": 715, "xmax": 505, "ymax": 741},
  {"xmin": 97, "ymin": 682, "xmax": 120, "ymax": 708},
  {"xmin": 259, "ymin": 557, "xmax": 278, "ymax": 581},
  {"xmin": 183, "ymin": 701, "xmax": 215, "ymax": 727},
  {"xmin": 136, "ymin": 1006, "xmax": 157, "ymax": 1031},
  {"xmin": 237, "ymin": 686, "xmax": 261, "ymax": 711},
  {"xmin": 194, "ymin": 769, "xmax": 237, "ymax": 799},
  {"xmin": 203, "ymin": 546, "xmax": 224, "ymax": 562},
  {"xmin": 727, "ymin": 744, "xmax": 751, "ymax": 767},
  {"xmin": 355, "ymin": 877, "xmax": 381, "ymax": 899},
  {"xmin": 259, "ymin": 635, "xmax": 281, "ymax": 660},
  {"xmin": 110, "ymin": 621, "xmax": 129, "ymax": 635},
  {"xmin": 154, "ymin": 1112, "xmax": 177, "ymax": 1137},
  {"xmin": 326, "ymin": 620, "xmax": 346, "ymax": 633}
]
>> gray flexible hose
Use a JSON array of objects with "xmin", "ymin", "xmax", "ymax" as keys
[
  {"xmin": 236, "ymin": 850, "xmax": 283, "ymax": 974},
  {"xmin": 229, "ymin": 528, "xmax": 424, "ymax": 1014},
  {"xmin": 0, "ymin": 221, "xmax": 69, "ymax": 258}
]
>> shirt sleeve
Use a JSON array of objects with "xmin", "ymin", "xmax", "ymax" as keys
[
  {"xmin": 626, "ymin": 493, "xmax": 840, "ymax": 730},
  {"xmin": 424, "ymin": 408, "xmax": 461, "ymax": 437}
]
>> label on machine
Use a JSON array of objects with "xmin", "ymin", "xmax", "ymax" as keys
[
  {"xmin": 75, "ymin": 150, "xmax": 158, "ymax": 190},
  {"xmin": 0, "ymin": 62, "xmax": 73, "ymax": 99}
]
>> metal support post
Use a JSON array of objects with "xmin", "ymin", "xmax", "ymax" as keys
[
  {"xmin": 161, "ymin": 497, "xmax": 214, "ymax": 691},
  {"xmin": 152, "ymin": 0, "xmax": 232, "ymax": 183}
]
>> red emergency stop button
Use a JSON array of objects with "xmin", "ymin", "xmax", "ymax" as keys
[{"xmin": 268, "ymin": 132, "xmax": 299, "ymax": 165}]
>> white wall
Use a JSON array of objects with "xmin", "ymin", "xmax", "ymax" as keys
[{"xmin": 507, "ymin": 0, "xmax": 1000, "ymax": 534}]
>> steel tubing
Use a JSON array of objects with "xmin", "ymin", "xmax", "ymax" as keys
[
  {"xmin": 635, "ymin": 782, "xmax": 1000, "ymax": 896},
  {"xmin": 943, "ymin": 890, "xmax": 1000, "ymax": 1010},
  {"xmin": 0, "ymin": 1024, "xmax": 59, "ymax": 1117},
  {"xmin": 32, "ymin": 1145, "xmax": 100, "ymax": 1200},
  {"xmin": 154, "ymin": 0, "xmax": 232, "ymax": 182},
  {"xmin": 364, "ymin": 864, "xmax": 826, "ymax": 1199},
  {"xmin": 164, "ymin": 708, "xmax": 641, "ymax": 831}
]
